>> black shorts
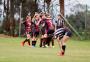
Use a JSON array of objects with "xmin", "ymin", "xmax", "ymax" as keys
[
  {"xmin": 35, "ymin": 31, "xmax": 39, "ymax": 37},
  {"xmin": 47, "ymin": 29, "xmax": 54, "ymax": 34},
  {"xmin": 31, "ymin": 31, "xmax": 39, "ymax": 38},
  {"xmin": 41, "ymin": 28, "xmax": 46, "ymax": 35},
  {"xmin": 65, "ymin": 31, "xmax": 72, "ymax": 37},
  {"xmin": 31, "ymin": 28, "xmax": 39, "ymax": 37},
  {"xmin": 55, "ymin": 28, "xmax": 72, "ymax": 39},
  {"xmin": 59, "ymin": 30, "xmax": 72, "ymax": 39},
  {"xmin": 47, "ymin": 29, "xmax": 54, "ymax": 38}
]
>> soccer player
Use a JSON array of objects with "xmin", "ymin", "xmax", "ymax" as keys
[
  {"xmin": 21, "ymin": 15, "xmax": 32, "ymax": 47},
  {"xmin": 31, "ymin": 13, "xmax": 40, "ymax": 47},
  {"xmin": 54, "ymin": 27, "xmax": 72, "ymax": 56},
  {"xmin": 55, "ymin": 14, "xmax": 72, "ymax": 56},
  {"xmin": 45, "ymin": 14, "xmax": 55, "ymax": 48},
  {"xmin": 39, "ymin": 13, "xmax": 48, "ymax": 48}
]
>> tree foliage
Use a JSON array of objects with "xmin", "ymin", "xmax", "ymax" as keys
[
  {"xmin": 3, "ymin": 0, "xmax": 38, "ymax": 36},
  {"xmin": 66, "ymin": 11, "xmax": 90, "ymax": 39}
]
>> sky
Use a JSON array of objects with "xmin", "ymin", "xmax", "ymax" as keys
[
  {"xmin": 78, "ymin": 0, "xmax": 90, "ymax": 6},
  {"xmin": 65, "ymin": 0, "xmax": 90, "ymax": 15},
  {"xmin": 0, "ymin": 0, "xmax": 90, "ymax": 19}
]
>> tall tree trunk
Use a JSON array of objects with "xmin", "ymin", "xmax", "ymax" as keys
[
  {"xmin": 59, "ymin": 0, "xmax": 64, "ymax": 16},
  {"xmin": 10, "ymin": 0, "xmax": 15, "ymax": 36},
  {"xmin": 5, "ymin": 0, "xmax": 10, "ymax": 34},
  {"xmin": 45, "ymin": 0, "xmax": 51, "ymax": 13},
  {"xmin": 34, "ymin": 0, "xmax": 38, "ymax": 12}
]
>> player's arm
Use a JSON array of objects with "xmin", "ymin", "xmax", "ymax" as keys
[{"xmin": 36, "ymin": 18, "xmax": 42, "ymax": 26}]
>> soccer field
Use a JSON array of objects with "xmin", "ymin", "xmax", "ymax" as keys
[{"xmin": 0, "ymin": 37, "xmax": 90, "ymax": 62}]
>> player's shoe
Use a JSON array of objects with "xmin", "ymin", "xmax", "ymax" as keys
[
  {"xmin": 45, "ymin": 45, "xmax": 48, "ymax": 48},
  {"xmin": 57, "ymin": 51, "xmax": 65, "ymax": 56},
  {"xmin": 42, "ymin": 46, "xmax": 46, "ymax": 48},
  {"xmin": 32, "ymin": 45, "xmax": 35, "ymax": 48},
  {"xmin": 21, "ymin": 41, "xmax": 24, "ymax": 46},
  {"xmin": 52, "ymin": 46, "xmax": 55, "ymax": 48}
]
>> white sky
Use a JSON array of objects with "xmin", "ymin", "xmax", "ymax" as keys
[
  {"xmin": 78, "ymin": 0, "xmax": 90, "ymax": 6},
  {"xmin": 65, "ymin": 0, "xmax": 90, "ymax": 15}
]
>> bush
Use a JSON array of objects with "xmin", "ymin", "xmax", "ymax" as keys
[{"xmin": 0, "ymin": 27, "xmax": 3, "ymax": 34}]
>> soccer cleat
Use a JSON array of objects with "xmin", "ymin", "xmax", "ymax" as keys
[
  {"xmin": 21, "ymin": 41, "xmax": 24, "ymax": 46},
  {"xmin": 61, "ymin": 51, "xmax": 65, "ymax": 56},
  {"xmin": 42, "ymin": 46, "xmax": 45, "ymax": 48},
  {"xmin": 32, "ymin": 46, "xmax": 35, "ymax": 48},
  {"xmin": 57, "ymin": 51, "xmax": 65, "ymax": 56},
  {"xmin": 52, "ymin": 46, "xmax": 55, "ymax": 48},
  {"xmin": 45, "ymin": 45, "xmax": 48, "ymax": 48}
]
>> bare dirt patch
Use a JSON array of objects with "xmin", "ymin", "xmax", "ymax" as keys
[{"xmin": 0, "ymin": 34, "xmax": 12, "ymax": 38}]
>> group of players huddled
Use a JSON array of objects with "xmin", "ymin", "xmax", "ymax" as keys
[{"xmin": 21, "ymin": 12, "xmax": 72, "ymax": 56}]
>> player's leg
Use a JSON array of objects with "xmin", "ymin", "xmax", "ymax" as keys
[
  {"xmin": 42, "ymin": 38, "xmax": 46, "ymax": 48},
  {"xmin": 40, "ymin": 37, "xmax": 43, "ymax": 47},
  {"xmin": 27, "ymin": 39, "xmax": 30, "ymax": 46},
  {"xmin": 61, "ymin": 31, "xmax": 72, "ymax": 54},
  {"xmin": 40, "ymin": 29, "xmax": 44, "ymax": 47},
  {"xmin": 32, "ymin": 36, "xmax": 37, "ymax": 47},
  {"xmin": 45, "ymin": 36, "xmax": 50, "ymax": 47},
  {"xmin": 60, "ymin": 35, "xmax": 70, "ymax": 55},
  {"xmin": 57, "ymin": 37, "xmax": 62, "ymax": 50},
  {"xmin": 42, "ymin": 38, "xmax": 47, "ymax": 48},
  {"xmin": 49, "ymin": 29, "xmax": 55, "ymax": 48},
  {"xmin": 26, "ymin": 34, "xmax": 31, "ymax": 46},
  {"xmin": 51, "ymin": 37, "xmax": 55, "ymax": 48},
  {"xmin": 57, "ymin": 37, "xmax": 64, "ymax": 56},
  {"xmin": 21, "ymin": 39, "xmax": 27, "ymax": 46},
  {"xmin": 42, "ymin": 34, "xmax": 47, "ymax": 48},
  {"xmin": 57, "ymin": 36, "xmax": 70, "ymax": 56},
  {"xmin": 32, "ymin": 31, "xmax": 39, "ymax": 47},
  {"xmin": 58, "ymin": 31, "xmax": 72, "ymax": 56},
  {"xmin": 21, "ymin": 33, "xmax": 31, "ymax": 46},
  {"xmin": 46, "ymin": 29, "xmax": 54, "ymax": 48}
]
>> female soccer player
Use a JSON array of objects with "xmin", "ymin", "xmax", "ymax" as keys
[
  {"xmin": 55, "ymin": 14, "xmax": 72, "ymax": 56},
  {"xmin": 39, "ymin": 13, "xmax": 48, "ymax": 48},
  {"xmin": 31, "ymin": 13, "xmax": 40, "ymax": 47},
  {"xmin": 21, "ymin": 15, "xmax": 32, "ymax": 47},
  {"xmin": 45, "ymin": 14, "xmax": 55, "ymax": 48}
]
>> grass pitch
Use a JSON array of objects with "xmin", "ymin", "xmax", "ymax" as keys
[{"xmin": 0, "ymin": 37, "xmax": 90, "ymax": 62}]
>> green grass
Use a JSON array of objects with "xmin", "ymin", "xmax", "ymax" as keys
[{"xmin": 0, "ymin": 37, "xmax": 90, "ymax": 62}]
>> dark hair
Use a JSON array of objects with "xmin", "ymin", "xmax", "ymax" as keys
[
  {"xmin": 58, "ymin": 14, "xmax": 61, "ymax": 16},
  {"xmin": 40, "ymin": 13, "xmax": 45, "ymax": 18},
  {"xmin": 58, "ymin": 14, "xmax": 63, "ymax": 18}
]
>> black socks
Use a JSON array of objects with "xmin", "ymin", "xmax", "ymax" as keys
[
  {"xmin": 62, "ymin": 45, "xmax": 66, "ymax": 52},
  {"xmin": 40, "ymin": 38, "xmax": 43, "ymax": 47},
  {"xmin": 40, "ymin": 38, "xmax": 47, "ymax": 47},
  {"xmin": 32, "ymin": 41, "xmax": 37, "ymax": 47}
]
